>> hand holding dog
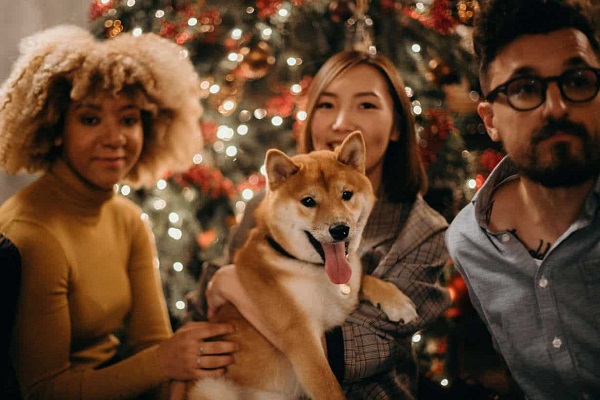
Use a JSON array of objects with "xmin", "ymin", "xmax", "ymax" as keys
[{"xmin": 157, "ymin": 321, "xmax": 238, "ymax": 381}]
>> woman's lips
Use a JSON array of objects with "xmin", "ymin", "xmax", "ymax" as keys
[{"xmin": 96, "ymin": 157, "xmax": 126, "ymax": 168}]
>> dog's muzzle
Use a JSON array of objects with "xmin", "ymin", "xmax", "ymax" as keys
[{"xmin": 305, "ymin": 223, "xmax": 350, "ymax": 263}]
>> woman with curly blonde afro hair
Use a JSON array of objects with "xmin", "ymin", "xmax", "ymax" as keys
[{"xmin": 0, "ymin": 25, "xmax": 239, "ymax": 399}]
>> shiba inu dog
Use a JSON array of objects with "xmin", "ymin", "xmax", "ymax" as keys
[{"xmin": 189, "ymin": 131, "xmax": 417, "ymax": 400}]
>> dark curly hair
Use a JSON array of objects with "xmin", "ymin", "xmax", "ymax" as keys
[{"xmin": 473, "ymin": 0, "xmax": 600, "ymax": 91}]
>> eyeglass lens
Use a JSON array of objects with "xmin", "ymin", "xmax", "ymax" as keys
[{"xmin": 506, "ymin": 69, "xmax": 600, "ymax": 110}]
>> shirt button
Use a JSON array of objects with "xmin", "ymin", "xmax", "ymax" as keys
[
  {"xmin": 539, "ymin": 277, "xmax": 548, "ymax": 288},
  {"xmin": 501, "ymin": 234, "xmax": 511, "ymax": 242},
  {"xmin": 552, "ymin": 337, "xmax": 562, "ymax": 349}
]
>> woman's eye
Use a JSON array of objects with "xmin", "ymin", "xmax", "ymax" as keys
[
  {"xmin": 315, "ymin": 101, "xmax": 333, "ymax": 109},
  {"xmin": 301, "ymin": 196, "xmax": 317, "ymax": 208},
  {"xmin": 79, "ymin": 115, "xmax": 99, "ymax": 125},
  {"xmin": 342, "ymin": 191, "xmax": 353, "ymax": 201},
  {"xmin": 359, "ymin": 102, "xmax": 377, "ymax": 109},
  {"xmin": 122, "ymin": 116, "xmax": 140, "ymax": 126}
]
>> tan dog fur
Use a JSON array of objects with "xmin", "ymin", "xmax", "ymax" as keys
[{"xmin": 188, "ymin": 132, "xmax": 417, "ymax": 400}]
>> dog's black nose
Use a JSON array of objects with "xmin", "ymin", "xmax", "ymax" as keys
[{"xmin": 329, "ymin": 224, "xmax": 349, "ymax": 241}]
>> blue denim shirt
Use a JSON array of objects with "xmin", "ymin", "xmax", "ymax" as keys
[{"xmin": 446, "ymin": 156, "xmax": 600, "ymax": 400}]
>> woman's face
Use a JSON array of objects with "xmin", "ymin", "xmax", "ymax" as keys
[
  {"xmin": 61, "ymin": 92, "xmax": 144, "ymax": 190},
  {"xmin": 310, "ymin": 64, "xmax": 397, "ymax": 182}
]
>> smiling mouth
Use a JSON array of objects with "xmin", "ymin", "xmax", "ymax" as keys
[
  {"xmin": 97, "ymin": 156, "xmax": 126, "ymax": 161},
  {"xmin": 95, "ymin": 157, "xmax": 127, "ymax": 168},
  {"xmin": 304, "ymin": 231, "xmax": 349, "ymax": 263}
]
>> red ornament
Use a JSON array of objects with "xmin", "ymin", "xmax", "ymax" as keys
[
  {"xmin": 236, "ymin": 173, "xmax": 266, "ymax": 195},
  {"xmin": 200, "ymin": 120, "xmax": 218, "ymax": 145},
  {"xmin": 159, "ymin": 21, "xmax": 177, "ymax": 38},
  {"xmin": 480, "ymin": 148, "xmax": 505, "ymax": 173},
  {"xmin": 174, "ymin": 165, "xmax": 235, "ymax": 199},
  {"xmin": 255, "ymin": 0, "xmax": 283, "ymax": 19},
  {"xmin": 418, "ymin": 108, "xmax": 456, "ymax": 168},
  {"xmin": 379, "ymin": 0, "xmax": 398, "ymax": 14},
  {"xmin": 196, "ymin": 229, "xmax": 218, "ymax": 249},
  {"xmin": 328, "ymin": 0, "xmax": 355, "ymax": 23},
  {"xmin": 88, "ymin": 0, "xmax": 115, "ymax": 22},
  {"xmin": 250, "ymin": 0, "xmax": 306, "ymax": 19},
  {"xmin": 198, "ymin": 8, "xmax": 222, "ymax": 43},
  {"xmin": 445, "ymin": 272, "xmax": 471, "ymax": 318},
  {"xmin": 265, "ymin": 92, "xmax": 295, "ymax": 118},
  {"xmin": 429, "ymin": 0, "xmax": 458, "ymax": 34},
  {"xmin": 403, "ymin": 0, "xmax": 458, "ymax": 35},
  {"xmin": 475, "ymin": 173, "xmax": 486, "ymax": 189}
]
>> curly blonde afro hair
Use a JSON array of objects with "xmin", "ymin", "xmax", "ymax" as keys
[{"xmin": 0, "ymin": 25, "xmax": 203, "ymax": 187}]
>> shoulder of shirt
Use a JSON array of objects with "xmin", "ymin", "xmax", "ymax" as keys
[
  {"xmin": 381, "ymin": 195, "xmax": 449, "ymax": 260},
  {"xmin": 446, "ymin": 156, "xmax": 516, "ymax": 248},
  {"xmin": 111, "ymin": 193, "xmax": 143, "ymax": 212},
  {"xmin": 0, "ymin": 177, "xmax": 51, "ymax": 226}
]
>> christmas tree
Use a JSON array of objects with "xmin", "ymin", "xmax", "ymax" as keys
[{"xmin": 88, "ymin": 0, "xmax": 507, "ymax": 392}]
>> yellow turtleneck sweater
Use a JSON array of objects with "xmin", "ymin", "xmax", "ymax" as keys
[{"xmin": 0, "ymin": 160, "xmax": 172, "ymax": 399}]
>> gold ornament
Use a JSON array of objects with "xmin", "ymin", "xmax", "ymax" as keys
[
  {"xmin": 235, "ymin": 41, "xmax": 275, "ymax": 81},
  {"xmin": 456, "ymin": 0, "xmax": 479, "ymax": 25}
]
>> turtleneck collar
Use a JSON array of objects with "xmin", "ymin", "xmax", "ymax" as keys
[{"xmin": 45, "ymin": 159, "xmax": 116, "ymax": 217}]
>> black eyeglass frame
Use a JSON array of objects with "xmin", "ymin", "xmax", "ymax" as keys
[{"xmin": 484, "ymin": 67, "xmax": 600, "ymax": 111}]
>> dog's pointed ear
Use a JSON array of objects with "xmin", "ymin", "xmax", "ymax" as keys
[
  {"xmin": 337, "ymin": 131, "xmax": 366, "ymax": 173},
  {"xmin": 265, "ymin": 149, "xmax": 300, "ymax": 187}
]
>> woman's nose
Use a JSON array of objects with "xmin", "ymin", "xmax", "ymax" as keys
[
  {"xmin": 103, "ymin": 122, "xmax": 127, "ymax": 147},
  {"xmin": 331, "ymin": 110, "xmax": 357, "ymax": 132}
]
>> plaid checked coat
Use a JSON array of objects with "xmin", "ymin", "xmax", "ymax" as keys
[{"xmin": 187, "ymin": 192, "xmax": 451, "ymax": 399}]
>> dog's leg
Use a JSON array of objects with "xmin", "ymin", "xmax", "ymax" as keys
[
  {"xmin": 279, "ymin": 329, "xmax": 346, "ymax": 400},
  {"xmin": 230, "ymin": 265, "xmax": 346, "ymax": 400},
  {"xmin": 361, "ymin": 275, "xmax": 418, "ymax": 323}
]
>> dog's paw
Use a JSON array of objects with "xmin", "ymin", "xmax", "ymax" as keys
[
  {"xmin": 362, "ymin": 276, "xmax": 419, "ymax": 324},
  {"xmin": 380, "ymin": 294, "xmax": 418, "ymax": 323},
  {"xmin": 377, "ymin": 284, "xmax": 418, "ymax": 324}
]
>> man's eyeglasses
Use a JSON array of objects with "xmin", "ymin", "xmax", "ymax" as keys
[{"xmin": 484, "ymin": 67, "xmax": 600, "ymax": 111}]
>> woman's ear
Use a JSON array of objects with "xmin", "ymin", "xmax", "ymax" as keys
[
  {"xmin": 477, "ymin": 102, "xmax": 500, "ymax": 142},
  {"xmin": 54, "ymin": 137, "xmax": 63, "ymax": 147},
  {"xmin": 389, "ymin": 130, "xmax": 399, "ymax": 142}
]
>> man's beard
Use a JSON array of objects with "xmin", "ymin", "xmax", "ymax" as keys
[{"xmin": 515, "ymin": 118, "xmax": 600, "ymax": 188}]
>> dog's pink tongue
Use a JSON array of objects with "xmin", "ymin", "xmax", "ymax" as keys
[{"xmin": 323, "ymin": 242, "xmax": 352, "ymax": 284}]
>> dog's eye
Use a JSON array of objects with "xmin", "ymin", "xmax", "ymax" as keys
[
  {"xmin": 301, "ymin": 196, "xmax": 316, "ymax": 208},
  {"xmin": 342, "ymin": 191, "xmax": 353, "ymax": 201}
]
